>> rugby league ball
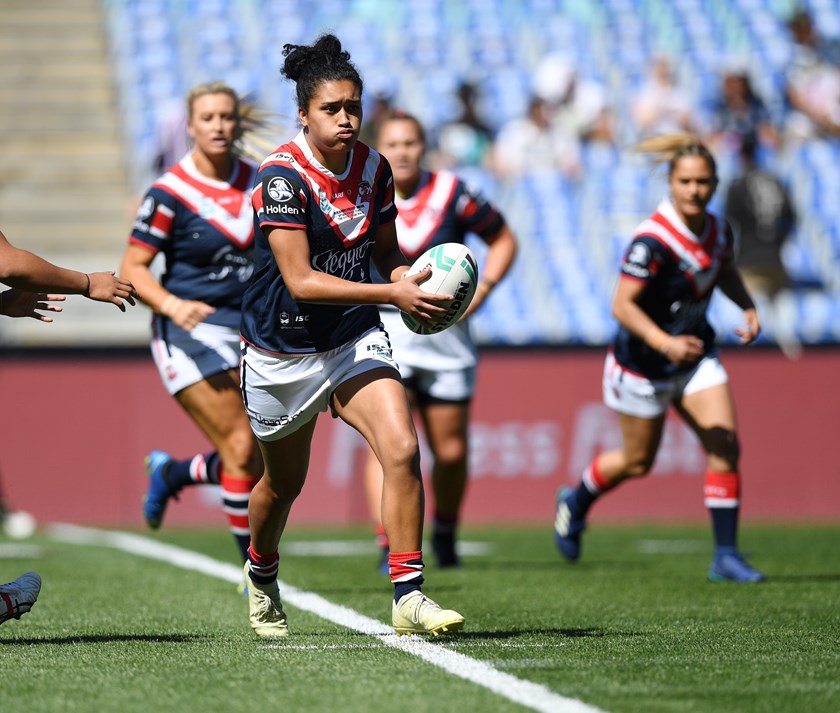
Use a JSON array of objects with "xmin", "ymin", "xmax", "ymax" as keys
[{"xmin": 400, "ymin": 243, "xmax": 479, "ymax": 335}]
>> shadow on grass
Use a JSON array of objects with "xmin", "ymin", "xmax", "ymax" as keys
[
  {"xmin": 0, "ymin": 633, "xmax": 207, "ymax": 646},
  {"xmin": 443, "ymin": 627, "xmax": 641, "ymax": 641},
  {"xmin": 764, "ymin": 573, "xmax": 840, "ymax": 584}
]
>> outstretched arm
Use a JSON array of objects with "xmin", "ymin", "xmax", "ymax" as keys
[{"xmin": 0, "ymin": 229, "xmax": 137, "ymax": 311}]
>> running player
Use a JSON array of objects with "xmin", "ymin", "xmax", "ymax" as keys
[
  {"xmin": 240, "ymin": 34, "xmax": 465, "ymax": 637},
  {"xmin": 1, "ymin": 226, "xmax": 137, "ymax": 624},
  {"xmin": 120, "ymin": 82, "xmax": 268, "ymax": 566},
  {"xmin": 363, "ymin": 111, "xmax": 517, "ymax": 570},
  {"xmin": 553, "ymin": 133, "xmax": 766, "ymax": 583}
]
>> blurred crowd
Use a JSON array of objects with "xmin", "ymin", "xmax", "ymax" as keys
[{"xmin": 355, "ymin": 8, "xmax": 837, "ymax": 309}]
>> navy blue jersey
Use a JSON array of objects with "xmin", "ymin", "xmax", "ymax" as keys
[
  {"xmin": 612, "ymin": 200, "xmax": 734, "ymax": 379},
  {"xmin": 240, "ymin": 132, "xmax": 398, "ymax": 354},
  {"xmin": 394, "ymin": 170, "xmax": 504, "ymax": 260},
  {"xmin": 130, "ymin": 155, "xmax": 257, "ymax": 329}
]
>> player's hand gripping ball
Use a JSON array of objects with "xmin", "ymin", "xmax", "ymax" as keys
[{"xmin": 400, "ymin": 243, "xmax": 478, "ymax": 335}]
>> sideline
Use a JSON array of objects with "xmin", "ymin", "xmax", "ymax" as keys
[{"xmin": 50, "ymin": 524, "xmax": 607, "ymax": 713}]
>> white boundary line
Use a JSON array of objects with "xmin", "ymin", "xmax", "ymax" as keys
[{"xmin": 49, "ymin": 524, "xmax": 607, "ymax": 713}]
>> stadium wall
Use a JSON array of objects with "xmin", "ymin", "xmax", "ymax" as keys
[{"xmin": 1, "ymin": 348, "xmax": 837, "ymax": 528}]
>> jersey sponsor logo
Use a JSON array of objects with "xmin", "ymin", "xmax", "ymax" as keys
[
  {"xmin": 318, "ymin": 189, "xmax": 367, "ymax": 224},
  {"xmin": 279, "ymin": 311, "xmax": 310, "ymax": 328},
  {"xmin": 264, "ymin": 203, "xmax": 300, "ymax": 215},
  {"xmin": 311, "ymin": 241, "xmax": 372, "ymax": 282},
  {"xmin": 198, "ymin": 197, "xmax": 216, "ymax": 219},
  {"xmin": 622, "ymin": 242, "xmax": 652, "ymax": 279},
  {"xmin": 267, "ymin": 177, "xmax": 295, "ymax": 202},
  {"xmin": 208, "ymin": 245, "xmax": 255, "ymax": 283},
  {"xmin": 366, "ymin": 342, "xmax": 393, "ymax": 360},
  {"xmin": 137, "ymin": 196, "xmax": 155, "ymax": 220}
]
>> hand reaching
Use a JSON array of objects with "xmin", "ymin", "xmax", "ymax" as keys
[
  {"xmin": 86, "ymin": 271, "xmax": 138, "ymax": 311},
  {"xmin": 0, "ymin": 289, "xmax": 66, "ymax": 322}
]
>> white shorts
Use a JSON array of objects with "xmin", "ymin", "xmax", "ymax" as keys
[
  {"xmin": 240, "ymin": 327, "xmax": 399, "ymax": 442},
  {"xmin": 151, "ymin": 317, "xmax": 241, "ymax": 396},
  {"xmin": 379, "ymin": 308, "xmax": 476, "ymax": 403},
  {"xmin": 400, "ymin": 363, "xmax": 476, "ymax": 404},
  {"xmin": 602, "ymin": 351, "xmax": 729, "ymax": 419}
]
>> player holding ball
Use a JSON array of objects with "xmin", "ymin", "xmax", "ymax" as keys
[
  {"xmin": 364, "ymin": 111, "xmax": 518, "ymax": 571},
  {"xmin": 240, "ymin": 34, "xmax": 465, "ymax": 637}
]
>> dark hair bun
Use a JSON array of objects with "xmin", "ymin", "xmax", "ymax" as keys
[{"xmin": 282, "ymin": 34, "xmax": 349, "ymax": 82}]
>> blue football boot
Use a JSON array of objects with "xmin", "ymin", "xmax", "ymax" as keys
[
  {"xmin": 708, "ymin": 550, "xmax": 766, "ymax": 583},
  {"xmin": 554, "ymin": 487, "xmax": 586, "ymax": 562},
  {"xmin": 142, "ymin": 450, "xmax": 176, "ymax": 529}
]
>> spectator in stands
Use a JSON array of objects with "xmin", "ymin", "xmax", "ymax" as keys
[
  {"xmin": 724, "ymin": 134, "xmax": 795, "ymax": 299},
  {"xmin": 153, "ymin": 98, "xmax": 190, "ymax": 175},
  {"xmin": 784, "ymin": 8, "xmax": 840, "ymax": 141},
  {"xmin": 630, "ymin": 55, "xmax": 695, "ymax": 140},
  {"xmin": 240, "ymin": 34, "xmax": 464, "ymax": 638},
  {"xmin": 491, "ymin": 94, "xmax": 582, "ymax": 179},
  {"xmin": 363, "ymin": 111, "xmax": 518, "ymax": 571},
  {"xmin": 534, "ymin": 53, "xmax": 615, "ymax": 147},
  {"xmin": 120, "ymin": 82, "xmax": 271, "ymax": 570},
  {"xmin": 725, "ymin": 134, "xmax": 800, "ymax": 358},
  {"xmin": 707, "ymin": 66, "xmax": 780, "ymax": 156},
  {"xmin": 431, "ymin": 81, "xmax": 494, "ymax": 169},
  {"xmin": 553, "ymin": 134, "xmax": 766, "ymax": 584},
  {"xmin": 358, "ymin": 90, "xmax": 394, "ymax": 146},
  {"xmin": 0, "ymin": 225, "xmax": 138, "ymax": 625}
]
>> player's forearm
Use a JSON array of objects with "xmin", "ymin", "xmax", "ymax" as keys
[
  {"xmin": 0, "ymin": 246, "xmax": 88, "ymax": 295},
  {"xmin": 286, "ymin": 270, "xmax": 394, "ymax": 305}
]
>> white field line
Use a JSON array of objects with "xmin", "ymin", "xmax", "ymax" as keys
[
  {"xmin": 637, "ymin": 540, "xmax": 708, "ymax": 554},
  {"xmin": 49, "ymin": 524, "xmax": 607, "ymax": 713}
]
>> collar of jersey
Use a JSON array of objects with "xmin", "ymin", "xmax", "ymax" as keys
[
  {"xmin": 179, "ymin": 152, "xmax": 239, "ymax": 189},
  {"xmin": 293, "ymin": 130, "xmax": 355, "ymax": 181},
  {"xmin": 658, "ymin": 198, "xmax": 709, "ymax": 244}
]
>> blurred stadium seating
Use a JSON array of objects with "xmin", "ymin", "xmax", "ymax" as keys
[{"xmin": 5, "ymin": 0, "xmax": 840, "ymax": 347}]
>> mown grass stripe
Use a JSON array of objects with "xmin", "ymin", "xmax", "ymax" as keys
[{"xmin": 49, "ymin": 523, "xmax": 606, "ymax": 713}]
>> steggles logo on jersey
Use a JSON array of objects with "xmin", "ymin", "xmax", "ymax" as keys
[
  {"xmin": 267, "ymin": 177, "xmax": 294, "ymax": 202},
  {"xmin": 312, "ymin": 241, "xmax": 372, "ymax": 282}
]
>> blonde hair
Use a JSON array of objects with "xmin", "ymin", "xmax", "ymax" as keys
[
  {"xmin": 631, "ymin": 132, "xmax": 717, "ymax": 178},
  {"xmin": 186, "ymin": 81, "xmax": 282, "ymax": 161}
]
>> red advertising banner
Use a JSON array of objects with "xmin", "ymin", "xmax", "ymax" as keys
[{"xmin": 0, "ymin": 348, "xmax": 837, "ymax": 527}]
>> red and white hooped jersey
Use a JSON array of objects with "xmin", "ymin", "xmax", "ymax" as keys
[{"xmin": 129, "ymin": 154, "xmax": 257, "ymax": 329}]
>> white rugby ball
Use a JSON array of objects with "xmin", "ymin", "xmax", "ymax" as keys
[{"xmin": 400, "ymin": 243, "xmax": 478, "ymax": 335}]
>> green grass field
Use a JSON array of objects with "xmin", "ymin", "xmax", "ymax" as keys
[{"xmin": 2, "ymin": 522, "xmax": 838, "ymax": 713}]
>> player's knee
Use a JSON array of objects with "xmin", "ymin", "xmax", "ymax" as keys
[
  {"xmin": 433, "ymin": 438, "xmax": 467, "ymax": 469},
  {"xmin": 623, "ymin": 455, "xmax": 655, "ymax": 479},
  {"xmin": 380, "ymin": 432, "xmax": 420, "ymax": 473},
  {"xmin": 226, "ymin": 430, "xmax": 261, "ymax": 474},
  {"xmin": 706, "ymin": 427, "xmax": 740, "ymax": 470}
]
